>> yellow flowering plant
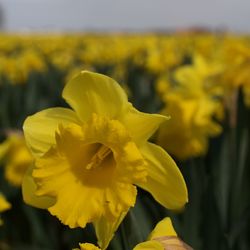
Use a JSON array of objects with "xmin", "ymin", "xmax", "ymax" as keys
[
  {"xmin": 22, "ymin": 71, "xmax": 187, "ymax": 249},
  {"xmin": 0, "ymin": 193, "xmax": 11, "ymax": 226},
  {"xmin": 74, "ymin": 217, "xmax": 192, "ymax": 250},
  {"xmin": 157, "ymin": 93, "xmax": 222, "ymax": 160},
  {"xmin": 0, "ymin": 33, "xmax": 248, "ymax": 249},
  {"xmin": 0, "ymin": 133, "xmax": 33, "ymax": 186},
  {"xmin": 156, "ymin": 54, "xmax": 223, "ymax": 160}
]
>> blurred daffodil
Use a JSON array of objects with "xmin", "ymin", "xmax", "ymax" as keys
[
  {"xmin": 0, "ymin": 133, "xmax": 33, "ymax": 186},
  {"xmin": 157, "ymin": 54, "xmax": 223, "ymax": 160},
  {"xmin": 73, "ymin": 243, "xmax": 101, "ymax": 250},
  {"xmin": 157, "ymin": 93, "xmax": 222, "ymax": 160},
  {"xmin": 0, "ymin": 193, "xmax": 11, "ymax": 225},
  {"xmin": 22, "ymin": 71, "xmax": 187, "ymax": 249},
  {"xmin": 173, "ymin": 54, "xmax": 224, "ymax": 98}
]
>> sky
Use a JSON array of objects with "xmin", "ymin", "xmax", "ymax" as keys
[{"xmin": 0, "ymin": 0, "xmax": 250, "ymax": 32}]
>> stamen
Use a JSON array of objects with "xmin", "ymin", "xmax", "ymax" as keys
[
  {"xmin": 86, "ymin": 144, "xmax": 112, "ymax": 170},
  {"xmin": 96, "ymin": 145, "xmax": 111, "ymax": 160}
]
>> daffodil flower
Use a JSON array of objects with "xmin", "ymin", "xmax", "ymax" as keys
[
  {"xmin": 74, "ymin": 217, "xmax": 192, "ymax": 250},
  {"xmin": 22, "ymin": 71, "xmax": 187, "ymax": 249},
  {"xmin": 0, "ymin": 193, "xmax": 11, "ymax": 226},
  {"xmin": 74, "ymin": 243, "xmax": 101, "ymax": 250},
  {"xmin": 134, "ymin": 217, "xmax": 192, "ymax": 250},
  {"xmin": 0, "ymin": 133, "xmax": 33, "ymax": 186},
  {"xmin": 157, "ymin": 93, "xmax": 222, "ymax": 160}
]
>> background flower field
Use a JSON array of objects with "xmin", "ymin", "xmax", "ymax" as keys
[{"xmin": 0, "ymin": 33, "xmax": 250, "ymax": 250}]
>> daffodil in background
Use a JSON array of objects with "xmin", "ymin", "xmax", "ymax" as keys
[
  {"xmin": 0, "ymin": 133, "xmax": 33, "ymax": 186},
  {"xmin": 156, "ymin": 54, "xmax": 223, "ymax": 160},
  {"xmin": 157, "ymin": 93, "xmax": 222, "ymax": 160},
  {"xmin": 74, "ymin": 243, "xmax": 101, "ymax": 250},
  {"xmin": 220, "ymin": 38, "xmax": 250, "ymax": 107},
  {"xmin": 22, "ymin": 71, "xmax": 187, "ymax": 249},
  {"xmin": 0, "ymin": 193, "xmax": 11, "ymax": 226},
  {"xmin": 172, "ymin": 54, "xmax": 223, "ymax": 97}
]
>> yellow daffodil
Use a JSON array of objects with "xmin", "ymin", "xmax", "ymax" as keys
[
  {"xmin": 75, "ymin": 217, "xmax": 192, "ymax": 250},
  {"xmin": 74, "ymin": 243, "xmax": 101, "ymax": 250},
  {"xmin": 134, "ymin": 217, "xmax": 192, "ymax": 250},
  {"xmin": 0, "ymin": 193, "xmax": 11, "ymax": 225},
  {"xmin": 0, "ymin": 133, "xmax": 33, "ymax": 187},
  {"xmin": 173, "ymin": 54, "xmax": 224, "ymax": 98},
  {"xmin": 156, "ymin": 54, "xmax": 223, "ymax": 160},
  {"xmin": 220, "ymin": 39, "xmax": 250, "ymax": 107},
  {"xmin": 157, "ymin": 93, "xmax": 222, "ymax": 160},
  {"xmin": 22, "ymin": 71, "xmax": 187, "ymax": 249}
]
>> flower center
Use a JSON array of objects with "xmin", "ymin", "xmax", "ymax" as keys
[
  {"xmin": 52, "ymin": 115, "xmax": 147, "ymax": 185},
  {"xmin": 86, "ymin": 144, "xmax": 112, "ymax": 170}
]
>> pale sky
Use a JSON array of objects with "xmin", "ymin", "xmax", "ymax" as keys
[{"xmin": 1, "ymin": 0, "xmax": 250, "ymax": 32}]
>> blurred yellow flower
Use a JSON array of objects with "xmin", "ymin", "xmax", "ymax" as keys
[
  {"xmin": 145, "ymin": 37, "xmax": 182, "ymax": 73},
  {"xmin": 156, "ymin": 54, "xmax": 223, "ymax": 160},
  {"xmin": 0, "ymin": 133, "xmax": 33, "ymax": 186},
  {"xmin": 157, "ymin": 93, "xmax": 222, "ymax": 160},
  {"xmin": 0, "ymin": 49, "xmax": 46, "ymax": 84},
  {"xmin": 156, "ymin": 74, "xmax": 171, "ymax": 98},
  {"xmin": 220, "ymin": 39, "xmax": 250, "ymax": 106},
  {"xmin": 22, "ymin": 71, "xmax": 187, "ymax": 249},
  {"xmin": 74, "ymin": 243, "xmax": 101, "ymax": 250},
  {"xmin": 50, "ymin": 50, "xmax": 75, "ymax": 71},
  {"xmin": 173, "ymin": 54, "xmax": 223, "ymax": 98},
  {"xmin": 18, "ymin": 49, "xmax": 47, "ymax": 79},
  {"xmin": 0, "ymin": 193, "xmax": 11, "ymax": 225}
]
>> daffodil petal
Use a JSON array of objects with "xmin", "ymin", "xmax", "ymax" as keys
[
  {"xmin": 62, "ymin": 71, "xmax": 128, "ymax": 121},
  {"xmin": 158, "ymin": 236, "xmax": 193, "ymax": 250},
  {"xmin": 148, "ymin": 217, "xmax": 177, "ymax": 240},
  {"xmin": 0, "ymin": 193, "xmax": 11, "ymax": 212},
  {"xmin": 33, "ymin": 127, "xmax": 137, "ymax": 229},
  {"xmin": 76, "ymin": 243, "xmax": 101, "ymax": 250},
  {"xmin": 133, "ymin": 240, "xmax": 164, "ymax": 250},
  {"xmin": 94, "ymin": 210, "xmax": 128, "ymax": 250},
  {"xmin": 120, "ymin": 104, "xmax": 168, "ymax": 145},
  {"xmin": 137, "ymin": 143, "xmax": 188, "ymax": 210},
  {"xmin": 22, "ymin": 164, "xmax": 56, "ymax": 209},
  {"xmin": 23, "ymin": 107, "xmax": 80, "ymax": 157}
]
